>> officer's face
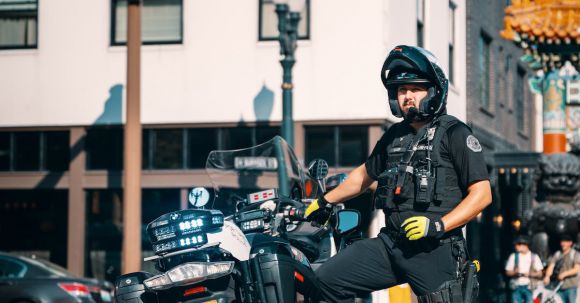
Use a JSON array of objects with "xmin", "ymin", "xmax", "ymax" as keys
[{"xmin": 397, "ymin": 84, "xmax": 429, "ymax": 117}]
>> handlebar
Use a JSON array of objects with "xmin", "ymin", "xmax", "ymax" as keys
[{"xmin": 284, "ymin": 206, "xmax": 307, "ymax": 221}]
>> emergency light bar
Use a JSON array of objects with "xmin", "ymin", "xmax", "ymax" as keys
[
  {"xmin": 247, "ymin": 189, "xmax": 278, "ymax": 204},
  {"xmin": 146, "ymin": 209, "xmax": 224, "ymax": 255}
]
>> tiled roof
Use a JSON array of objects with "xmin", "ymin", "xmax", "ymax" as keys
[
  {"xmin": 501, "ymin": 0, "xmax": 580, "ymax": 71},
  {"xmin": 501, "ymin": 0, "xmax": 580, "ymax": 43}
]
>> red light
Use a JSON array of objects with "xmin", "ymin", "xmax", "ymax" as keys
[
  {"xmin": 305, "ymin": 180, "xmax": 313, "ymax": 197},
  {"xmin": 294, "ymin": 271, "xmax": 304, "ymax": 283},
  {"xmin": 395, "ymin": 187, "xmax": 401, "ymax": 195},
  {"xmin": 184, "ymin": 286, "xmax": 207, "ymax": 296},
  {"xmin": 394, "ymin": 47, "xmax": 402, "ymax": 52},
  {"xmin": 58, "ymin": 283, "xmax": 90, "ymax": 297}
]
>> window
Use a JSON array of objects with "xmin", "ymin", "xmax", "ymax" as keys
[
  {"xmin": 258, "ymin": 0, "xmax": 310, "ymax": 41},
  {"xmin": 142, "ymin": 126, "xmax": 280, "ymax": 170},
  {"xmin": 13, "ymin": 132, "xmax": 40, "ymax": 171},
  {"xmin": 416, "ymin": 0, "xmax": 425, "ymax": 47},
  {"xmin": 152, "ymin": 129, "xmax": 183, "ymax": 169},
  {"xmin": 0, "ymin": 257, "xmax": 26, "ymax": 278},
  {"xmin": 0, "ymin": 0, "xmax": 37, "ymax": 49},
  {"xmin": 0, "ymin": 133, "xmax": 9, "ymax": 170},
  {"xmin": 222, "ymin": 128, "xmax": 253, "ymax": 151},
  {"xmin": 0, "ymin": 131, "xmax": 69, "ymax": 172},
  {"xmin": 111, "ymin": 0, "xmax": 182, "ymax": 45},
  {"xmin": 0, "ymin": 190, "xmax": 69, "ymax": 267},
  {"xmin": 85, "ymin": 188, "xmax": 181, "ymax": 281},
  {"xmin": 187, "ymin": 129, "xmax": 218, "ymax": 169},
  {"xmin": 44, "ymin": 132, "xmax": 69, "ymax": 171},
  {"xmin": 85, "ymin": 189, "xmax": 123, "ymax": 282},
  {"xmin": 478, "ymin": 32, "xmax": 491, "ymax": 108},
  {"xmin": 305, "ymin": 126, "xmax": 336, "ymax": 166},
  {"xmin": 448, "ymin": 2, "xmax": 456, "ymax": 84},
  {"xmin": 516, "ymin": 67, "xmax": 526, "ymax": 132},
  {"xmin": 86, "ymin": 128, "xmax": 123, "ymax": 170},
  {"xmin": 505, "ymin": 55, "xmax": 513, "ymax": 108},
  {"xmin": 305, "ymin": 126, "xmax": 368, "ymax": 167}
]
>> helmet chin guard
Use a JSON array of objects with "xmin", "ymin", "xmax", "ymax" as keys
[{"xmin": 381, "ymin": 45, "xmax": 449, "ymax": 120}]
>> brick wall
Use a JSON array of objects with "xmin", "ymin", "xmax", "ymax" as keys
[{"xmin": 466, "ymin": 0, "xmax": 536, "ymax": 153}]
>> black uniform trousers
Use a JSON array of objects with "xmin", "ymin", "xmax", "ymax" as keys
[{"xmin": 316, "ymin": 230, "xmax": 465, "ymax": 302}]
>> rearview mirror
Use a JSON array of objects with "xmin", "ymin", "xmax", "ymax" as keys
[
  {"xmin": 336, "ymin": 210, "xmax": 360, "ymax": 235},
  {"xmin": 307, "ymin": 159, "xmax": 329, "ymax": 180}
]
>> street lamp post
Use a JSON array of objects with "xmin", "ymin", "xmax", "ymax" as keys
[{"xmin": 274, "ymin": 0, "xmax": 305, "ymax": 147}]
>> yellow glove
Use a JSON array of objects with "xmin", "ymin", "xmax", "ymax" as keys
[
  {"xmin": 401, "ymin": 216, "xmax": 445, "ymax": 241},
  {"xmin": 304, "ymin": 197, "xmax": 332, "ymax": 224}
]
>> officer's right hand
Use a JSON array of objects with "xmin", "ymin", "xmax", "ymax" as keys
[{"xmin": 304, "ymin": 196, "xmax": 332, "ymax": 224}]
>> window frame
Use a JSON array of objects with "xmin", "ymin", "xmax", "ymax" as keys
[
  {"xmin": 478, "ymin": 31, "xmax": 492, "ymax": 109},
  {"xmin": 141, "ymin": 126, "xmax": 281, "ymax": 170},
  {"xmin": 110, "ymin": 0, "xmax": 184, "ymax": 46},
  {"xmin": 304, "ymin": 125, "xmax": 369, "ymax": 168},
  {"xmin": 515, "ymin": 66, "xmax": 526, "ymax": 132},
  {"xmin": 0, "ymin": 131, "xmax": 70, "ymax": 172},
  {"xmin": 448, "ymin": 1, "xmax": 456, "ymax": 84},
  {"xmin": 258, "ymin": 0, "xmax": 311, "ymax": 42},
  {"xmin": 0, "ymin": 0, "xmax": 39, "ymax": 50},
  {"xmin": 416, "ymin": 0, "xmax": 425, "ymax": 48}
]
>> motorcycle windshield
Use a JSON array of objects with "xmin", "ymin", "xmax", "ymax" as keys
[{"xmin": 205, "ymin": 136, "xmax": 307, "ymax": 216}]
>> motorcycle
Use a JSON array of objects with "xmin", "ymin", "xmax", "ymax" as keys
[{"xmin": 114, "ymin": 136, "xmax": 363, "ymax": 303}]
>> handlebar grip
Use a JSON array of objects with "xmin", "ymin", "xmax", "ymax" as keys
[{"xmin": 286, "ymin": 207, "xmax": 306, "ymax": 221}]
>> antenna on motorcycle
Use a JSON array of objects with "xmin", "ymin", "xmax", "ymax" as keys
[
  {"xmin": 307, "ymin": 159, "xmax": 329, "ymax": 194},
  {"xmin": 189, "ymin": 187, "xmax": 210, "ymax": 209}
]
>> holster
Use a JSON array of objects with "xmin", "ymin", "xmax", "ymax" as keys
[{"xmin": 417, "ymin": 280, "xmax": 463, "ymax": 303}]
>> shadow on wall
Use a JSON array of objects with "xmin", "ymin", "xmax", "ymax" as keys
[
  {"xmin": 254, "ymin": 84, "xmax": 274, "ymax": 122},
  {"xmin": 35, "ymin": 84, "xmax": 124, "ymax": 189},
  {"xmin": 95, "ymin": 84, "xmax": 123, "ymax": 125}
]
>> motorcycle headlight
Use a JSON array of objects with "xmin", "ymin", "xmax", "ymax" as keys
[{"xmin": 143, "ymin": 261, "xmax": 234, "ymax": 290}]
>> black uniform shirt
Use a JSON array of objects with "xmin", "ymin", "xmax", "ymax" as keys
[{"xmin": 365, "ymin": 118, "xmax": 489, "ymax": 229}]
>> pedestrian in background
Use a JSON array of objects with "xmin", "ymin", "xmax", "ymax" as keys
[
  {"xmin": 505, "ymin": 235, "xmax": 544, "ymax": 303},
  {"xmin": 543, "ymin": 234, "xmax": 580, "ymax": 303}
]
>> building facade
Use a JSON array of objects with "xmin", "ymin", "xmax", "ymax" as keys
[
  {"xmin": 465, "ymin": 1, "xmax": 539, "ymax": 301},
  {"xmin": 0, "ymin": 0, "xmax": 467, "ymax": 289}
]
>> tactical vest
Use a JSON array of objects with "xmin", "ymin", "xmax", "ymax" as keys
[{"xmin": 375, "ymin": 115, "xmax": 466, "ymax": 215}]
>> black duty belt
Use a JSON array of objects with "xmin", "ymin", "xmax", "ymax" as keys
[{"xmin": 381, "ymin": 227, "xmax": 464, "ymax": 244}]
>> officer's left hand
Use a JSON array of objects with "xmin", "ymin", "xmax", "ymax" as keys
[
  {"xmin": 304, "ymin": 197, "xmax": 332, "ymax": 225},
  {"xmin": 401, "ymin": 216, "xmax": 445, "ymax": 241}
]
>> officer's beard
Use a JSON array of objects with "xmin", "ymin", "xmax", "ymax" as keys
[{"xmin": 406, "ymin": 106, "xmax": 419, "ymax": 120}]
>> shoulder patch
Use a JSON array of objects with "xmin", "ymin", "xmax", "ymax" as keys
[{"xmin": 466, "ymin": 135, "xmax": 482, "ymax": 152}]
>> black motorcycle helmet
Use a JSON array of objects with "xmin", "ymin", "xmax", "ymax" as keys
[{"xmin": 380, "ymin": 45, "xmax": 449, "ymax": 120}]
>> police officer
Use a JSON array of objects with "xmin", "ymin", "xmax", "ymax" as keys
[{"xmin": 304, "ymin": 45, "xmax": 492, "ymax": 302}]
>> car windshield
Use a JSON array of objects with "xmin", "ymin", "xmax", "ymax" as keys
[{"xmin": 205, "ymin": 136, "xmax": 307, "ymax": 216}]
